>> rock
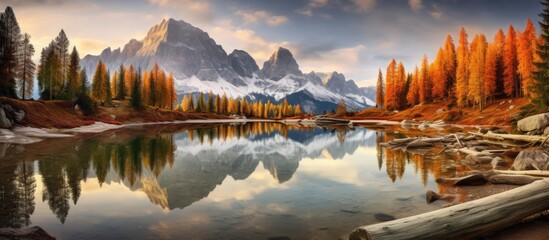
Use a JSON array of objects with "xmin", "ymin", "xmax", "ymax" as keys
[
  {"xmin": 512, "ymin": 147, "xmax": 549, "ymax": 170},
  {"xmin": 503, "ymin": 149, "xmax": 521, "ymax": 160},
  {"xmin": 491, "ymin": 157, "xmax": 507, "ymax": 170},
  {"xmin": 544, "ymin": 126, "xmax": 549, "ymax": 136},
  {"xmin": 517, "ymin": 113, "xmax": 549, "ymax": 133},
  {"xmin": 0, "ymin": 108, "xmax": 12, "ymax": 129},
  {"xmin": 508, "ymin": 105, "xmax": 516, "ymax": 110},
  {"xmin": 0, "ymin": 226, "xmax": 56, "ymax": 240},
  {"xmin": 262, "ymin": 47, "xmax": 302, "ymax": 80},
  {"xmin": 2, "ymin": 104, "xmax": 13, "ymax": 112},
  {"xmin": 418, "ymin": 122, "xmax": 429, "ymax": 131},
  {"xmin": 436, "ymin": 108, "xmax": 445, "ymax": 115},
  {"xmin": 374, "ymin": 213, "xmax": 396, "ymax": 222},
  {"xmin": 13, "ymin": 110, "xmax": 26, "ymax": 123},
  {"xmin": 110, "ymin": 114, "xmax": 116, "ymax": 120},
  {"xmin": 489, "ymin": 127, "xmax": 508, "ymax": 134},
  {"xmin": 228, "ymin": 49, "xmax": 261, "ymax": 78}
]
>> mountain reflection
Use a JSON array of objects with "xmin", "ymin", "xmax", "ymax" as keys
[{"xmin": 0, "ymin": 122, "xmax": 457, "ymax": 228}]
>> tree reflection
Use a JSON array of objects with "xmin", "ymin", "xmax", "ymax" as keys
[{"xmin": 0, "ymin": 160, "xmax": 36, "ymax": 228}]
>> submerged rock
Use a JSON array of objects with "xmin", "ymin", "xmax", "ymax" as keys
[
  {"xmin": 374, "ymin": 213, "xmax": 396, "ymax": 222},
  {"xmin": 0, "ymin": 108, "xmax": 12, "ymax": 128}
]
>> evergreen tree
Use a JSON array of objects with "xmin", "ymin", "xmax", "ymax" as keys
[
  {"xmin": 206, "ymin": 91, "xmax": 214, "ymax": 113},
  {"xmin": 0, "ymin": 6, "xmax": 21, "ymax": 98},
  {"xmin": 485, "ymin": 43, "xmax": 498, "ymax": 103},
  {"xmin": 456, "ymin": 27, "xmax": 470, "ymax": 107},
  {"xmin": 336, "ymin": 99, "xmax": 347, "ymax": 115},
  {"xmin": 105, "ymin": 71, "xmax": 112, "ymax": 105},
  {"xmin": 167, "ymin": 73, "xmax": 176, "ymax": 110},
  {"xmin": 66, "ymin": 46, "xmax": 80, "ymax": 98},
  {"xmin": 532, "ymin": 0, "xmax": 549, "ymax": 110},
  {"xmin": 468, "ymin": 34, "xmax": 488, "ymax": 110},
  {"xmin": 407, "ymin": 66, "xmax": 420, "ymax": 106},
  {"xmin": 80, "ymin": 69, "xmax": 88, "ymax": 94},
  {"xmin": 116, "ymin": 65, "xmax": 126, "ymax": 100},
  {"xmin": 518, "ymin": 19, "xmax": 537, "ymax": 98},
  {"xmin": 17, "ymin": 33, "xmax": 35, "ymax": 99},
  {"xmin": 55, "ymin": 30, "xmax": 70, "ymax": 93},
  {"xmin": 91, "ymin": 61, "xmax": 106, "ymax": 102},
  {"xmin": 419, "ymin": 55, "xmax": 431, "ymax": 104},
  {"xmin": 130, "ymin": 68, "xmax": 143, "ymax": 110},
  {"xmin": 385, "ymin": 59, "xmax": 397, "ymax": 109},
  {"xmin": 196, "ymin": 92, "xmax": 205, "ymax": 112}
]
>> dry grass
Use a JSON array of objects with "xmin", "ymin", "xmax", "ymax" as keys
[{"xmin": 0, "ymin": 97, "xmax": 229, "ymax": 128}]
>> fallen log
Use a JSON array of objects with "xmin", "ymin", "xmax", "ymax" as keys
[
  {"xmin": 349, "ymin": 179, "xmax": 549, "ymax": 240},
  {"xmin": 470, "ymin": 132, "xmax": 549, "ymax": 145},
  {"xmin": 492, "ymin": 170, "xmax": 549, "ymax": 177},
  {"xmin": 457, "ymin": 147, "xmax": 493, "ymax": 157},
  {"xmin": 405, "ymin": 139, "xmax": 434, "ymax": 149},
  {"xmin": 489, "ymin": 174, "xmax": 543, "ymax": 185}
]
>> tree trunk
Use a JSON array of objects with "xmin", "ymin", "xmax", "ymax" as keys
[{"xmin": 349, "ymin": 179, "xmax": 549, "ymax": 240}]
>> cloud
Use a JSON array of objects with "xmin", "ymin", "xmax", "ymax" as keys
[
  {"xmin": 236, "ymin": 10, "xmax": 289, "ymax": 26},
  {"xmin": 298, "ymin": 44, "xmax": 367, "ymax": 75},
  {"xmin": 297, "ymin": 0, "xmax": 329, "ymax": 17},
  {"xmin": 346, "ymin": 0, "xmax": 376, "ymax": 13},
  {"xmin": 409, "ymin": 0, "xmax": 423, "ymax": 13},
  {"xmin": 148, "ymin": 0, "xmax": 213, "ymax": 22}
]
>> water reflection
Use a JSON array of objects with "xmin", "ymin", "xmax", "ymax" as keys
[{"xmin": 0, "ymin": 122, "xmax": 459, "ymax": 239}]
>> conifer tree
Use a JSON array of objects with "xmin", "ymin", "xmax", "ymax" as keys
[
  {"xmin": 407, "ymin": 66, "xmax": 420, "ymax": 106},
  {"xmin": 432, "ymin": 48, "xmax": 447, "ymax": 100},
  {"xmin": 17, "ymin": 33, "xmax": 35, "ymax": 99},
  {"xmin": 494, "ymin": 29, "xmax": 506, "ymax": 95},
  {"xmin": 468, "ymin": 34, "xmax": 488, "ymax": 110},
  {"xmin": 206, "ymin": 91, "xmax": 214, "ymax": 113},
  {"xmin": 80, "ymin": 69, "xmax": 88, "ymax": 94},
  {"xmin": 196, "ymin": 92, "xmax": 205, "ymax": 112},
  {"xmin": 0, "ymin": 6, "xmax": 21, "ymax": 98},
  {"xmin": 385, "ymin": 59, "xmax": 397, "ymax": 110},
  {"xmin": 443, "ymin": 35, "xmax": 457, "ymax": 95},
  {"xmin": 456, "ymin": 27, "xmax": 470, "ymax": 106},
  {"xmin": 116, "ymin": 65, "xmax": 126, "ymax": 100},
  {"xmin": 419, "ymin": 55, "xmax": 431, "ymax": 104},
  {"xmin": 396, "ymin": 61, "xmax": 407, "ymax": 109},
  {"xmin": 91, "ymin": 61, "xmax": 107, "ymax": 102},
  {"xmin": 376, "ymin": 69, "xmax": 384, "ymax": 108},
  {"xmin": 504, "ymin": 25, "xmax": 519, "ymax": 97},
  {"xmin": 485, "ymin": 43, "xmax": 498, "ymax": 102},
  {"xmin": 130, "ymin": 68, "xmax": 143, "ymax": 110},
  {"xmin": 66, "ymin": 46, "xmax": 80, "ymax": 98},
  {"xmin": 167, "ymin": 73, "xmax": 176, "ymax": 110},
  {"xmin": 55, "ymin": 30, "xmax": 70, "ymax": 92},
  {"xmin": 105, "ymin": 70, "xmax": 112, "ymax": 105},
  {"xmin": 215, "ymin": 94, "xmax": 221, "ymax": 113},
  {"xmin": 518, "ymin": 19, "xmax": 537, "ymax": 98},
  {"xmin": 532, "ymin": 0, "xmax": 549, "ymax": 110}
]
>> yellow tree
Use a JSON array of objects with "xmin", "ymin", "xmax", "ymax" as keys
[
  {"xmin": 504, "ymin": 25, "xmax": 519, "ymax": 97},
  {"xmin": 518, "ymin": 19, "xmax": 537, "ymax": 98},
  {"xmin": 456, "ymin": 27, "xmax": 470, "ymax": 107},
  {"xmin": 468, "ymin": 34, "xmax": 487, "ymax": 110},
  {"xmin": 91, "ymin": 61, "xmax": 107, "ymax": 102},
  {"xmin": 384, "ymin": 59, "xmax": 397, "ymax": 110},
  {"xmin": 419, "ymin": 55, "xmax": 431, "ymax": 104},
  {"xmin": 167, "ymin": 73, "xmax": 177, "ymax": 110},
  {"xmin": 432, "ymin": 48, "xmax": 447, "ymax": 100}
]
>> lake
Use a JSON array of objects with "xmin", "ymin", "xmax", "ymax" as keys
[{"xmin": 0, "ymin": 122, "xmax": 459, "ymax": 239}]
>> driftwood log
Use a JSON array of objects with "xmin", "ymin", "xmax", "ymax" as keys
[
  {"xmin": 488, "ymin": 174, "xmax": 544, "ymax": 185},
  {"xmin": 349, "ymin": 179, "xmax": 549, "ymax": 240},
  {"xmin": 492, "ymin": 170, "xmax": 549, "ymax": 177},
  {"xmin": 435, "ymin": 173, "xmax": 488, "ymax": 186},
  {"xmin": 470, "ymin": 132, "xmax": 549, "ymax": 145}
]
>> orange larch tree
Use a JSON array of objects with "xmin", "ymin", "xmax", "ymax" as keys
[
  {"xmin": 376, "ymin": 69, "xmax": 384, "ymax": 108},
  {"xmin": 493, "ymin": 29, "xmax": 506, "ymax": 96},
  {"xmin": 385, "ymin": 59, "xmax": 397, "ymax": 110},
  {"xmin": 468, "ymin": 34, "xmax": 487, "ymax": 110},
  {"xmin": 432, "ymin": 48, "xmax": 447, "ymax": 100},
  {"xmin": 419, "ymin": 55, "xmax": 432, "ymax": 104},
  {"xmin": 443, "ymin": 35, "xmax": 457, "ymax": 97},
  {"xmin": 504, "ymin": 25, "xmax": 519, "ymax": 97},
  {"xmin": 396, "ymin": 61, "xmax": 406, "ymax": 109},
  {"xmin": 517, "ymin": 19, "xmax": 537, "ymax": 98},
  {"xmin": 456, "ymin": 27, "xmax": 470, "ymax": 107},
  {"xmin": 485, "ymin": 43, "xmax": 498, "ymax": 103},
  {"xmin": 406, "ymin": 66, "xmax": 420, "ymax": 106}
]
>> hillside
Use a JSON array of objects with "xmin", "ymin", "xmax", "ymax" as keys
[
  {"xmin": 0, "ymin": 97, "xmax": 228, "ymax": 129},
  {"xmin": 349, "ymin": 98, "xmax": 529, "ymax": 126}
]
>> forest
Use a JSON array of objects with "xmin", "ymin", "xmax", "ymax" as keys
[{"xmin": 377, "ymin": 16, "xmax": 549, "ymax": 114}]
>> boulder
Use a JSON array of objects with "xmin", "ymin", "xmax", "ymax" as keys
[
  {"xmin": 544, "ymin": 126, "xmax": 549, "ymax": 136},
  {"xmin": 512, "ymin": 147, "xmax": 549, "ymax": 171},
  {"xmin": 13, "ymin": 110, "xmax": 26, "ymax": 123},
  {"xmin": 0, "ymin": 108, "xmax": 12, "ymax": 129},
  {"xmin": 517, "ymin": 113, "xmax": 549, "ymax": 133}
]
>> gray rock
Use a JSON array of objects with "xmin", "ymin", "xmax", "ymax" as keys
[
  {"xmin": 261, "ymin": 47, "xmax": 302, "ymax": 80},
  {"xmin": 517, "ymin": 113, "xmax": 549, "ymax": 133},
  {"xmin": 0, "ymin": 108, "xmax": 12, "ymax": 129},
  {"xmin": 13, "ymin": 110, "xmax": 26, "ymax": 123},
  {"xmin": 512, "ymin": 147, "xmax": 549, "ymax": 170},
  {"xmin": 321, "ymin": 71, "xmax": 363, "ymax": 95},
  {"xmin": 545, "ymin": 126, "xmax": 549, "ymax": 136}
]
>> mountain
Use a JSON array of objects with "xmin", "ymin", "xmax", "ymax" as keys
[
  {"xmin": 361, "ymin": 86, "xmax": 377, "ymax": 104},
  {"xmin": 81, "ymin": 18, "xmax": 374, "ymax": 113}
]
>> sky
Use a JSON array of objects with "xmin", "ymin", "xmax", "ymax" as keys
[{"xmin": 0, "ymin": 0, "xmax": 543, "ymax": 87}]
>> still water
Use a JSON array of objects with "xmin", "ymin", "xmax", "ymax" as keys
[{"xmin": 0, "ymin": 123, "xmax": 457, "ymax": 239}]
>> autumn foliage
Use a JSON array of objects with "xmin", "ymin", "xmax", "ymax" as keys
[{"xmin": 379, "ymin": 20, "xmax": 539, "ymax": 112}]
